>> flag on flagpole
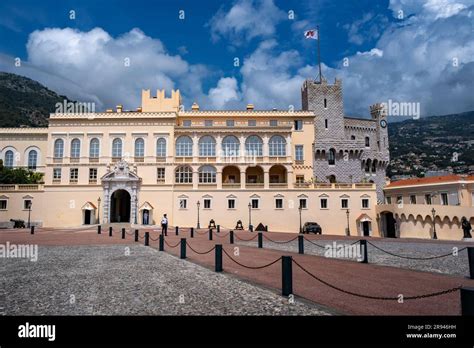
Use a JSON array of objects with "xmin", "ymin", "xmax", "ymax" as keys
[{"xmin": 304, "ymin": 29, "xmax": 318, "ymax": 40}]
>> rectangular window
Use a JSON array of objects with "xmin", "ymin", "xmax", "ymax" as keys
[
  {"xmin": 320, "ymin": 198, "xmax": 327, "ymax": 209},
  {"xmin": 157, "ymin": 168, "xmax": 165, "ymax": 182},
  {"xmin": 296, "ymin": 175, "xmax": 304, "ymax": 184},
  {"xmin": 179, "ymin": 199, "xmax": 187, "ymax": 209},
  {"xmin": 325, "ymin": 119, "xmax": 328, "ymax": 129},
  {"xmin": 204, "ymin": 120, "xmax": 213, "ymax": 127},
  {"xmin": 0, "ymin": 200, "xmax": 7, "ymax": 210},
  {"xmin": 251, "ymin": 199, "xmax": 259, "ymax": 209},
  {"xmin": 441, "ymin": 193, "xmax": 449, "ymax": 206},
  {"xmin": 295, "ymin": 145, "xmax": 304, "ymax": 161},
  {"xmin": 228, "ymin": 199, "xmax": 235, "ymax": 209},
  {"xmin": 294, "ymin": 120, "xmax": 303, "ymax": 131},
  {"xmin": 182, "ymin": 120, "xmax": 191, "ymax": 127},
  {"xmin": 299, "ymin": 198, "xmax": 307, "ymax": 209},
  {"xmin": 89, "ymin": 168, "xmax": 97, "ymax": 180},
  {"xmin": 396, "ymin": 196, "xmax": 403, "ymax": 205},
  {"xmin": 385, "ymin": 196, "xmax": 392, "ymax": 204},
  {"xmin": 362, "ymin": 198, "xmax": 369, "ymax": 209},
  {"xmin": 410, "ymin": 195, "xmax": 416, "ymax": 204},
  {"xmin": 275, "ymin": 198, "xmax": 283, "ymax": 209},
  {"xmin": 425, "ymin": 194, "xmax": 432, "ymax": 205},
  {"xmin": 248, "ymin": 120, "xmax": 256, "ymax": 127},
  {"xmin": 226, "ymin": 120, "xmax": 235, "ymax": 127},
  {"xmin": 70, "ymin": 168, "xmax": 78, "ymax": 182},
  {"xmin": 204, "ymin": 199, "xmax": 211, "ymax": 209},
  {"xmin": 270, "ymin": 119, "xmax": 278, "ymax": 127},
  {"xmin": 341, "ymin": 199, "xmax": 348, "ymax": 209},
  {"xmin": 24, "ymin": 199, "xmax": 32, "ymax": 210},
  {"xmin": 53, "ymin": 168, "xmax": 62, "ymax": 180}
]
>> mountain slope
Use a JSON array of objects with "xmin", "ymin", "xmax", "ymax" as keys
[{"xmin": 0, "ymin": 72, "xmax": 72, "ymax": 127}]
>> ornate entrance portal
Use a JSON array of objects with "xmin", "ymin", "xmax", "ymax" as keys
[{"xmin": 101, "ymin": 160, "xmax": 141, "ymax": 224}]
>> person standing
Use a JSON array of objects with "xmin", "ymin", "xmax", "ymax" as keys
[
  {"xmin": 461, "ymin": 216, "xmax": 472, "ymax": 239},
  {"xmin": 161, "ymin": 214, "xmax": 168, "ymax": 236}
]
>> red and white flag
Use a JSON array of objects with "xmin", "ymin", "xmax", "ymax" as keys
[{"xmin": 304, "ymin": 29, "xmax": 318, "ymax": 40}]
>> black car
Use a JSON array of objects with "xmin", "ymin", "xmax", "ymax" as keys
[{"xmin": 302, "ymin": 222, "xmax": 322, "ymax": 234}]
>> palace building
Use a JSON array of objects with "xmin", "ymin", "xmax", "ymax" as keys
[{"xmin": 0, "ymin": 78, "xmax": 390, "ymax": 235}]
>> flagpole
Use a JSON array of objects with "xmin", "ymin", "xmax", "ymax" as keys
[{"xmin": 317, "ymin": 25, "xmax": 322, "ymax": 83}]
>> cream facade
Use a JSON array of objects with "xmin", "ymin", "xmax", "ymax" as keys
[
  {"xmin": 377, "ymin": 175, "xmax": 474, "ymax": 240},
  {"xmin": 0, "ymin": 82, "xmax": 381, "ymax": 235}
]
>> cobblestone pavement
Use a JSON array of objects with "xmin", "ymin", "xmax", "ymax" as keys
[
  {"xmin": 1, "ymin": 244, "xmax": 332, "ymax": 315},
  {"xmin": 236, "ymin": 237, "xmax": 470, "ymax": 277}
]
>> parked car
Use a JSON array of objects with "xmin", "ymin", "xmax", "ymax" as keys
[{"xmin": 302, "ymin": 222, "xmax": 322, "ymax": 234}]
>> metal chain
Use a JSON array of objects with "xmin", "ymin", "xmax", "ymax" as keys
[
  {"xmin": 367, "ymin": 241, "xmax": 466, "ymax": 260},
  {"xmin": 234, "ymin": 234, "xmax": 258, "ymax": 242},
  {"xmin": 222, "ymin": 249, "xmax": 281, "ymax": 269},
  {"xmin": 292, "ymin": 259, "xmax": 461, "ymax": 300},
  {"xmin": 214, "ymin": 232, "xmax": 230, "ymax": 238},
  {"xmin": 149, "ymin": 235, "xmax": 160, "ymax": 242},
  {"xmin": 263, "ymin": 234, "xmax": 298, "ymax": 244},
  {"xmin": 164, "ymin": 240, "xmax": 181, "ymax": 248},
  {"xmin": 303, "ymin": 237, "xmax": 325, "ymax": 248},
  {"xmin": 186, "ymin": 243, "xmax": 216, "ymax": 255}
]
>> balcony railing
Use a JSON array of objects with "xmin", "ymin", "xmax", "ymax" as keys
[
  {"xmin": 0, "ymin": 184, "xmax": 43, "ymax": 191},
  {"xmin": 246, "ymin": 182, "xmax": 264, "ymax": 188},
  {"xmin": 89, "ymin": 157, "xmax": 99, "ymax": 163},
  {"xmin": 269, "ymin": 182, "xmax": 288, "ymax": 188},
  {"xmin": 222, "ymin": 183, "xmax": 241, "ymax": 188}
]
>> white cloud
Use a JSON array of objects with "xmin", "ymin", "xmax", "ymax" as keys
[
  {"xmin": 208, "ymin": 0, "xmax": 286, "ymax": 45},
  {"xmin": 208, "ymin": 77, "xmax": 240, "ymax": 109}
]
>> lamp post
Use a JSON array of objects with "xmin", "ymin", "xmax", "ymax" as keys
[
  {"xmin": 248, "ymin": 202, "xmax": 252, "ymax": 230},
  {"xmin": 27, "ymin": 201, "xmax": 32, "ymax": 228},
  {"xmin": 298, "ymin": 204, "xmax": 303, "ymax": 233},
  {"xmin": 196, "ymin": 200, "xmax": 201, "ymax": 229},
  {"xmin": 134, "ymin": 196, "xmax": 138, "ymax": 224},
  {"xmin": 346, "ymin": 209, "xmax": 350, "ymax": 236},
  {"xmin": 97, "ymin": 197, "xmax": 101, "ymax": 224},
  {"xmin": 431, "ymin": 208, "xmax": 437, "ymax": 240}
]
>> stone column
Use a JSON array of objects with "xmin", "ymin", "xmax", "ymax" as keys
[
  {"xmin": 192, "ymin": 169, "xmax": 198, "ymax": 189},
  {"xmin": 263, "ymin": 135, "xmax": 269, "ymax": 162},
  {"xmin": 239, "ymin": 134, "xmax": 245, "ymax": 163},
  {"xmin": 216, "ymin": 170, "xmax": 222, "ymax": 189},
  {"xmin": 264, "ymin": 169, "xmax": 270, "ymax": 189},
  {"xmin": 216, "ymin": 135, "xmax": 222, "ymax": 163},
  {"xmin": 193, "ymin": 134, "xmax": 198, "ymax": 162},
  {"xmin": 240, "ymin": 170, "xmax": 246, "ymax": 189}
]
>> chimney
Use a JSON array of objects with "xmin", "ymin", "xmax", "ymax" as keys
[
  {"xmin": 246, "ymin": 104, "xmax": 254, "ymax": 111},
  {"xmin": 191, "ymin": 102, "xmax": 199, "ymax": 111},
  {"xmin": 116, "ymin": 105, "xmax": 123, "ymax": 113}
]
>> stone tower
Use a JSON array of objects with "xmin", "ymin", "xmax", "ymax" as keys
[{"xmin": 301, "ymin": 78, "xmax": 389, "ymax": 202}]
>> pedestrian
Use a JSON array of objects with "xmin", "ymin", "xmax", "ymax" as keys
[
  {"xmin": 161, "ymin": 214, "xmax": 168, "ymax": 236},
  {"xmin": 461, "ymin": 216, "xmax": 472, "ymax": 239}
]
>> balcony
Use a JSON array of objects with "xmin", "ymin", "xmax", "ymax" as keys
[
  {"xmin": 246, "ymin": 182, "xmax": 264, "ymax": 188},
  {"xmin": 222, "ymin": 183, "xmax": 241, "ymax": 189},
  {"xmin": 269, "ymin": 182, "xmax": 288, "ymax": 188},
  {"xmin": 134, "ymin": 156, "xmax": 144, "ymax": 163},
  {"xmin": 53, "ymin": 157, "xmax": 63, "ymax": 164},
  {"xmin": 0, "ymin": 184, "xmax": 43, "ymax": 191},
  {"xmin": 89, "ymin": 157, "xmax": 99, "ymax": 163},
  {"xmin": 70, "ymin": 157, "xmax": 80, "ymax": 163},
  {"xmin": 156, "ymin": 156, "xmax": 166, "ymax": 163},
  {"xmin": 89, "ymin": 179, "xmax": 97, "ymax": 184},
  {"xmin": 69, "ymin": 179, "xmax": 78, "ymax": 184}
]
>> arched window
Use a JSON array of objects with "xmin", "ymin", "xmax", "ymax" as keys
[
  {"xmin": 245, "ymin": 135, "xmax": 263, "ymax": 157},
  {"xmin": 365, "ymin": 159, "xmax": 371, "ymax": 172},
  {"xmin": 365, "ymin": 136, "xmax": 370, "ymax": 147},
  {"xmin": 199, "ymin": 165, "xmax": 216, "ymax": 183},
  {"xmin": 135, "ymin": 138, "xmax": 144, "ymax": 157},
  {"xmin": 175, "ymin": 165, "xmax": 193, "ymax": 183},
  {"xmin": 89, "ymin": 138, "xmax": 100, "ymax": 158},
  {"xmin": 156, "ymin": 138, "xmax": 166, "ymax": 157},
  {"xmin": 372, "ymin": 159, "xmax": 378, "ymax": 173},
  {"xmin": 269, "ymin": 135, "xmax": 286, "ymax": 156},
  {"xmin": 198, "ymin": 136, "xmax": 216, "ymax": 157},
  {"xmin": 222, "ymin": 135, "xmax": 240, "ymax": 157},
  {"xmin": 28, "ymin": 150, "xmax": 37, "ymax": 170},
  {"xmin": 54, "ymin": 139, "xmax": 64, "ymax": 158},
  {"xmin": 328, "ymin": 148, "xmax": 336, "ymax": 165},
  {"xmin": 112, "ymin": 138, "xmax": 122, "ymax": 158},
  {"xmin": 176, "ymin": 136, "xmax": 193, "ymax": 157},
  {"xmin": 70, "ymin": 138, "xmax": 81, "ymax": 158},
  {"xmin": 4, "ymin": 150, "xmax": 14, "ymax": 167}
]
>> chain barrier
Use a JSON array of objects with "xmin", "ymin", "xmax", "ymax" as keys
[
  {"xmin": 263, "ymin": 234, "xmax": 299, "ymax": 244},
  {"xmin": 149, "ymin": 235, "xmax": 160, "ymax": 242},
  {"xmin": 367, "ymin": 241, "xmax": 466, "ymax": 260},
  {"xmin": 222, "ymin": 249, "xmax": 281, "ymax": 269},
  {"xmin": 164, "ymin": 240, "xmax": 181, "ymax": 248},
  {"xmin": 302, "ymin": 237, "xmax": 326, "ymax": 249},
  {"xmin": 292, "ymin": 259, "xmax": 461, "ymax": 300},
  {"xmin": 234, "ymin": 234, "xmax": 258, "ymax": 242},
  {"xmin": 214, "ymin": 231, "xmax": 230, "ymax": 238},
  {"xmin": 195, "ymin": 230, "xmax": 208, "ymax": 235},
  {"xmin": 185, "ymin": 243, "xmax": 216, "ymax": 255}
]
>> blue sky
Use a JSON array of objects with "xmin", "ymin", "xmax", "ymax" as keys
[{"xmin": 0, "ymin": 0, "xmax": 473, "ymax": 117}]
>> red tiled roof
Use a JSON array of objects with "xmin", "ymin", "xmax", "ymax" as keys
[{"xmin": 386, "ymin": 175, "xmax": 473, "ymax": 188}]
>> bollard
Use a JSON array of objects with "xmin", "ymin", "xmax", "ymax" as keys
[
  {"xmin": 190, "ymin": 227, "xmax": 194, "ymax": 238},
  {"xmin": 359, "ymin": 240, "xmax": 368, "ymax": 263},
  {"xmin": 215, "ymin": 244, "xmax": 223, "ymax": 272},
  {"xmin": 97, "ymin": 225, "xmax": 101, "ymax": 234},
  {"xmin": 258, "ymin": 232, "xmax": 263, "ymax": 249},
  {"xmin": 159, "ymin": 234, "xmax": 164, "ymax": 251},
  {"xmin": 30, "ymin": 226, "xmax": 35, "ymax": 235},
  {"xmin": 281, "ymin": 256, "xmax": 293, "ymax": 297},
  {"xmin": 249, "ymin": 225, "xmax": 254, "ymax": 232},
  {"xmin": 217, "ymin": 225, "xmax": 220, "ymax": 233},
  {"xmin": 230, "ymin": 230, "xmax": 234, "ymax": 244},
  {"xmin": 175, "ymin": 226, "xmax": 179, "ymax": 235},
  {"xmin": 144, "ymin": 232, "xmax": 150, "ymax": 246},
  {"xmin": 209, "ymin": 228, "xmax": 213, "ymax": 241},
  {"xmin": 121, "ymin": 228, "xmax": 126, "ymax": 239},
  {"xmin": 461, "ymin": 287, "xmax": 474, "ymax": 315},
  {"xmin": 109, "ymin": 226, "xmax": 113, "ymax": 237},
  {"xmin": 180, "ymin": 238, "xmax": 186, "ymax": 259},
  {"xmin": 468, "ymin": 247, "xmax": 474, "ymax": 280},
  {"xmin": 298, "ymin": 235, "xmax": 304, "ymax": 254},
  {"xmin": 134, "ymin": 230, "xmax": 139, "ymax": 242},
  {"xmin": 265, "ymin": 225, "xmax": 268, "ymax": 232}
]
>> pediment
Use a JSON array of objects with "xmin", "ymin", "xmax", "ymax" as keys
[
  {"xmin": 139, "ymin": 201, "xmax": 154, "ymax": 210},
  {"xmin": 81, "ymin": 201, "xmax": 97, "ymax": 210},
  {"xmin": 101, "ymin": 160, "xmax": 141, "ymax": 182}
]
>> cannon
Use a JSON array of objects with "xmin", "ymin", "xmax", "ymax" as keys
[
  {"xmin": 235, "ymin": 220, "xmax": 244, "ymax": 230},
  {"xmin": 208, "ymin": 219, "xmax": 217, "ymax": 229},
  {"xmin": 10, "ymin": 219, "xmax": 26, "ymax": 228}
]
